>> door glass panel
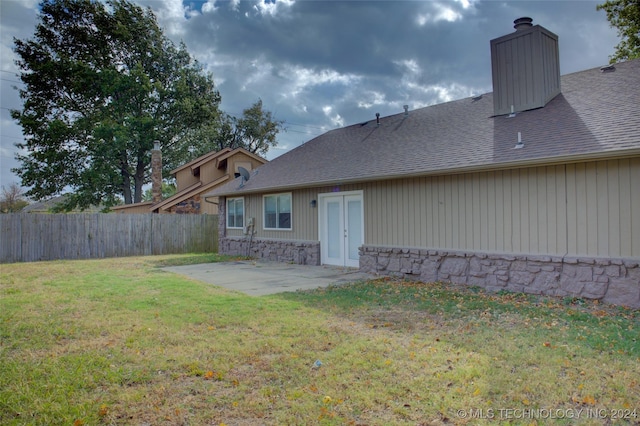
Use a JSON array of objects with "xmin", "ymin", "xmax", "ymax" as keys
[
  {"xmin": 327, "ymin": 201, "xmax": 341, "ymax": 259},
  {"xmin": 347, "ymin": 199, "xmax": 362, "ymax": 260}
]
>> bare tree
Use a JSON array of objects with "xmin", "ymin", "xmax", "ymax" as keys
[{"xmin": 1, "ymin": 183, "xmax": 29, "ymax": 213}]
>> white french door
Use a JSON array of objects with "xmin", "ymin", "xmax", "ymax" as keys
[{"xmin": 319, "ymin": 191, "xmax": 363, "ymax": 267}]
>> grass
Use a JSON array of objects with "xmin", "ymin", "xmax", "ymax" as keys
[{"xmin": 0, "ymin": 254, "xmax": 638, "ymax": 425}]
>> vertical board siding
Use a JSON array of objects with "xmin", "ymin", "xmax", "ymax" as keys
[
  {"xmin": 227, "ymin": 185, "xmax": 361, "ymax": 241},
  {"xmin": 566, "ymin": 157, "xmax": 640, "ymax": 257},
  {"xmin": 596, "ymin": 161, "xmax": 609, "ymax": 256},
  {"xmin": 223, "ymin": 158, "xmax": 639, "ymax": 259},
  {"xmin": 631, "ymin": 158, "xmax": 640, "ymax": 256},
  {"xmin": 0, "ymin": 214, "xmax": 218, "ymax": 263},
  {"xmin": 365, "ymin": 159, "xmax": 637, "ymax": 258},
  {"xmin": 618, "ymin": 159, "xmax": 632, "ymax": 255},
  {"xmin": 608, "ymin": 160, "xmax": 622, "ymax": 257}
]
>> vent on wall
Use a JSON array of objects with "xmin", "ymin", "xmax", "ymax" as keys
[{"xmin": 490, "ymin": 17, "xmax": 561, "ymax": 116}]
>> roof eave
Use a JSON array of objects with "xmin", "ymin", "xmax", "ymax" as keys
[
  {"xmin": 169, "ymin": 148, "xmax": 233, "ymax": 175},
  {"xmin": 215, "ymin": 148, "xmax": 268, "ymax": 169},
  {"xmin": 210, "ymin": 148, "xmax": 640, "ymax": 197}
]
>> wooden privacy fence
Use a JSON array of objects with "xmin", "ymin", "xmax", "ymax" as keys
[{"xmin": 0, "ymin": 214, "xmax": 218, "ymax": 263}]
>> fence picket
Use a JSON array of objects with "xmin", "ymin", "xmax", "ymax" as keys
[{"xmin": 0, "ymin": 214, "xmax": 218, "ymax": 263}]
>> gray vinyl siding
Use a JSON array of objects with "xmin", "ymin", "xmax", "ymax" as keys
[{"xmin": 226, "ymin": 157, "xmax": 640, "ymax": 258}]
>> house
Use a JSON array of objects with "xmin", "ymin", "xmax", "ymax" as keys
[
  {"xmin": 21, "ymin": 194, "xmax": 103, "ymax": 213},
  {"xmin": 205, "ymin": 18, "xmax": 640, "ymax": 307},
  {"xmin": 112, "ymin": 147, "xmax": 267, "ymax": 214}
]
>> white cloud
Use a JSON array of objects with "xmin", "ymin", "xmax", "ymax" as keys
[
  {"xmin": 417, "ymin": 6, "xmax": 459, "ymax": 25},
  {"xmin": 228, "ymin": 0, "xmax": 241, "ymax": 12},
  {"xmin": 201, "ymin": 1, "xmax": 218, "ymax": 14},
  {"xmin": 146, "ymin": 0, "xmax": 188, "ymax": 36},
  {"xmin": 394, "ymin": 59, "xmax": 422, "ymax": 76},
  {"xmin": 456, "ymin": 0, "xmax": 473, "ymax": 10},
  {"xmin": 322, "ymin": 106, "xmax": 344, "ymax": 128},
  {"xmin": 415, "ymin": 0, "xmax": 477, "ymax": 26},
  {"xmin": 390, "ymin": 57, "xmax": 478, "ymax": 105},
  {"xmin": 357, "ymin": 90, "xmax": 387, "ymax": 109},
  {"xmin": 275, "ymin": 65, "xmax": 361, "ymax": 101},
  {"xmin": 407, "ymin": 81, "xmax": 475, "ymax": 104},
  {"xmin": 293, "ymin": 104, "xmax": 308, "ymax": 114},
  {"xmin": 252, "ymin": 0, "xmax": 295, "ymax": 17},
  {"xmin": 239, "ymin": 57, "xmax": 275, "ymax": 91}
]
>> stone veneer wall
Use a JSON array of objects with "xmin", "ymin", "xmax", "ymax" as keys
[
  {"xmin": 360, "ymin": 246, "xmax": 640, "ymax": 308},
  {"xmin": 220, "ymin": 237, "xmax": 321, "ymax": 265}
]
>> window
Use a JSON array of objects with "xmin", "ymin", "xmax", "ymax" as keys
[
  {"xmin": 227, "ymin": 198, "xmax": 244, "ymax": 229},
  {"xmin": 263, "ymin": 193, "xmax": 292, "ymax": 230}
]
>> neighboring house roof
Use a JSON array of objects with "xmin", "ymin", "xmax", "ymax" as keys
[
  {"xmin": 151, "ymin": 175, "xmax": 229, "ymax": 212},
  {"xmin": 21, "ymin": 194, "xmax": 103, "ymax": 213},
  {"xmin": 169, "ymin": 147, "xmax": 266, "ymax": 175},
  {"xmin": 170, "ymin": 147, "xmax": 232, "ymax": 175},
  {"xmin": 209, "ymin": 59, "xmax": 640, "ymax": 197},
  {"xmin": 110, "ymin": 201, "xmax": 154, "ymax": 212},
  {"xmin": 215, "ymin": 148, "xmax": 266, "ymax": 167}
]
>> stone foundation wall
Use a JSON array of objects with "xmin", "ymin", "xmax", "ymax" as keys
[
  {"xmin": 220, "ymin": 237, "xmax": 321, "ymax": 265},
  {"xmin": 360, "ymin": 246, "xmax": 640, "ymax": 308}
]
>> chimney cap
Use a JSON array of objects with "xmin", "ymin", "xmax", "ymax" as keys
[
  {"xmin": 153, "ymin": 140, "xmax": 161, "ymax": 151},
  {"xmin": 513, "ymin": 17, "xmax": 533, "ymax": 31}
]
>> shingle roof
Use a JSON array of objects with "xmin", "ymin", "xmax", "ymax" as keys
[
  {"xmin": 209, "ymin": 59, "xmax": 640, "ymax": 197},
  {"xmin": 22, "ymin": 194, "xmax": 103, "ymax": 213},
  {"xmin": 170, "ymin": 147, "xmax": 232, "ymax": 175},
  {"xmin": 152, "ymin": 175, "xmax": 229, "ymax": 212},
  {"xmin": 171, "ymin": 147, "xmax": 267, "ymax": 176}
]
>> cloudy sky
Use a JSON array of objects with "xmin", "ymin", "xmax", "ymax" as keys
[{"xmin": 0, "ymin": 0, "xmax": 620, "ymax": 192}]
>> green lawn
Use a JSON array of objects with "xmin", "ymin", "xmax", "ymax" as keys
[{"xmin": 1, "ymin": 254, "xmax": 638, "ymax": 425}]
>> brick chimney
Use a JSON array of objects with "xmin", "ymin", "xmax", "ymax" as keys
[
  {"xmin": 151, "ymin": 141, "xmax": 162, "ymax": 204},
  {"xmin": 490, "ymin": 17, "xmax": 561, "ymax": 116}
]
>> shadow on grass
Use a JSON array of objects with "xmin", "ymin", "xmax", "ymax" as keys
[{"xmin": 276, "ymin": 278, "xmax": 640, "ymax": 356}]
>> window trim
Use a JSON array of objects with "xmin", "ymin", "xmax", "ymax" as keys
[
  {"xmin": 262, "ymin": 192, "xmax": 293, "ymax": 231},
  {"xmin": 226, "ymin": 197, "xmax": 245, "ymax": 230}
]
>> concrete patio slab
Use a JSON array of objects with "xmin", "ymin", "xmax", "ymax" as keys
[{"xmin": 161, "ymin": 260, "xmax": 376, "ymax": 296}]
